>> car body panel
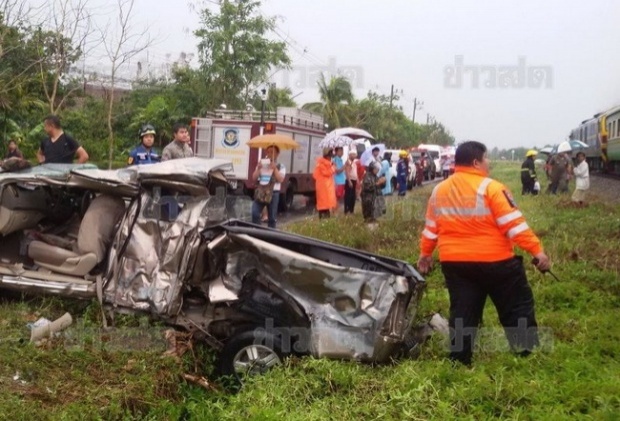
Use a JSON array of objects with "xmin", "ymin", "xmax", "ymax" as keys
[{"xmin": 0, "ymin": 158, "xmax": 425, "ymax": 364}]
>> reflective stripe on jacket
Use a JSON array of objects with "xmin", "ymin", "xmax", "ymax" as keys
[
  {"xmin": 520, "ymin": 157, "xmax": 537, "ymax": 183},
  {"xmin": 420, "ymin": 166, "xmax": 543, "ymax": 262}
]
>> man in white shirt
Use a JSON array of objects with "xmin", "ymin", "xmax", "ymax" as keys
[
  {"xmin": 251, "ymin": 145, "xmax": 286, "ymax": 228},
  {"xmin": 571, "ymin": 152, "xmax": 589, "ymax": 207}
]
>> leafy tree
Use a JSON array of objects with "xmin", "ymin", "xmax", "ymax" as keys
[
  {"xmin": 302, "ymin": 74, "xmax": 353, "ymax": 128},
  {"xmin": 250, "ymin": 85, "xmax": 296, "ymax": 112},
  {"xmin": 195, "ymin": 0, "xmax": 290, "ymax": 109},
  {"xmin": 0, "ymin": 15, "xmax": 46, "ymax": 145}
]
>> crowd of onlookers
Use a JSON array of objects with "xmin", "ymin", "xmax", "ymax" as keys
[
  {"xmin": 520, "ymin": 144, "xmax": 590, "ymax": 207},
  {"xmin": 312, "ymin": 146, "xmax": 415, "ymax": 225}
]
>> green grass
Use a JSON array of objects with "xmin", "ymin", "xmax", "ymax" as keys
[{"xmin": 1, "ymin": 162, "xmax": 619, "ymax": 420}]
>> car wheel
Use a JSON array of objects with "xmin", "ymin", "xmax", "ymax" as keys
[{"xmin": 216, "ymin": 329, "xmax": 286, "ymax": 384}]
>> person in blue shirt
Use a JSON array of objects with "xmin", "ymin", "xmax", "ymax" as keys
[
  {"xmin": 379, "ymin": 152, "xmax": 393, "ymax": 196},
  {"xmin": 396, "ymin": 150, "xmax": 409, "ymax": 197},
  {"xmin": 332, "ymin": 147, "xmax": 346, "ymax": 205},
  {"xmin": 128, "ymin": 124, "xmax": 160, "ymax": 165}
]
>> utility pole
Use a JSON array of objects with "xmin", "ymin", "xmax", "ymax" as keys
[
  {"xmin": 389, "ymin": 84, "xmax": 394, "ymax": 109},
  {"xmin": 259, "ymin": 87, "xmax": 268, "ymax": 135},
  {"xmin": 412, "ymin": 98, "xmax": 423, "ymax": 124}
]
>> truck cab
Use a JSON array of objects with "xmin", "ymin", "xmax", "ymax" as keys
[{"xmin": 191, "ymin": 108, "xmax": 326, "ymax": 212}]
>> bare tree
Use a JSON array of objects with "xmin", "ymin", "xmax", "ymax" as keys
[
  {"xmin": 35, "ymin": 0, "xmax": 98, "ymax": 114},
  {"xmin": 99, "ymin": 0, "xmax": 152, "ymax": 168}
]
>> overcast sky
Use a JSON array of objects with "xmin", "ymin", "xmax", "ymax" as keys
[{"xmin": 40, "ymin": 0, "xmax": 620, "ymax": 150}]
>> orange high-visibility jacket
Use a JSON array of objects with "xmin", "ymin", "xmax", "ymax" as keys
[
  {"xmin": 313, "ymin": 157, "xmax": 337, "ymax": 211},
  {"xmin": 420, "ymin": 166, "xmax": 543, "ymax": 262}
]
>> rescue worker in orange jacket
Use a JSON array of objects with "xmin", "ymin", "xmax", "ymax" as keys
[
  {"xmin": 313, "ymin": 148, "xmax": 337, "ymax": 219},
  {"xmin": 417, "ymin": 141, "xmax": 551, "ymax": 366}
]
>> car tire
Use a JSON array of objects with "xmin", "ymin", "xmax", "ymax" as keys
[{"xmin": 216, "ymin": 328, "xmax": 287, "ymax": 385}]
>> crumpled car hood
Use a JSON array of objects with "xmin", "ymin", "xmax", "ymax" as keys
[{"xmin": 203, "ymin": 221, "xmax": 426, "ymax": 362}]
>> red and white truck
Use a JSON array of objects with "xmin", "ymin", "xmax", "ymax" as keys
[{"xmin": 190, "ymin": 107, "xmax": 326, "ymax": 211}]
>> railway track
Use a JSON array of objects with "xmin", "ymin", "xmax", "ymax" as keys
[{"xmin": 592, "ymin": 171, "xmax": 620, "ymax": 181}]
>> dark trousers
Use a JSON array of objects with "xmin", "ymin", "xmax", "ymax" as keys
[
  {"xmin": 397, "ymin": 175, "xmax": 407, "ymax": 196},
  {"xmin": 251, "ymin": 192, "xmax": 279, "ymax": 229},
  {"xmin": 344, "ymin": 181, "xmax": 357, "ymax": 214},
  {"xmin": 522, "ymin": 180, "xmax": 537, "ymax": 195},
  {"xmin": 441, "ymin": 256, "xmax": 539, "ymax": 365},
  {"xmin": 318, "ymin": 210, "xmax": 330, "ymax": 219}
]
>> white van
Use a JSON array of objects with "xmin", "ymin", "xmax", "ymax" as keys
[{"xmin": 418, "ymin": 144, "xmax": 442, "ymax": 177}]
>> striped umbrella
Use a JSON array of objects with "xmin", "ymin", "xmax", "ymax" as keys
[{"xmin": 318, "ymin": 134, "xmax": 355, "ymax": 149}]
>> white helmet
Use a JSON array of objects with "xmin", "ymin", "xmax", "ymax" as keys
[{"xmin": 557, "ymin": 141, "xmax": 572, "ymax": 153}]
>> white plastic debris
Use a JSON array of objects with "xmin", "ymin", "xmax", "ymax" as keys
[
  {"xmin": 429, "ymin": 313, "xmax": 450, "ymax": 337},
  {"xmin": 30, "ymin": 313, "xmax": 73, "ymax": 342},
  {"xmin": 29, "ymin": 317, "xmax": 52, "ymax": 328}
]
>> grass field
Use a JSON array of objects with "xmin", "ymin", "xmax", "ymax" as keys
[{"xmin": 0, "ymin": 162, "xmax": 618, "ymax": 420}]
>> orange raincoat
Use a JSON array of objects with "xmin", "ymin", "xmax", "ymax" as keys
[{"xmin": 313, "ymin": 157, "xmax": 337, "ymax": 211}]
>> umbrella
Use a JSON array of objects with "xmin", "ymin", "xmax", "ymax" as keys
[
  {"xmin": 360, "ymin": 143, "xmax": 386, "ymax": 167},
  {"xmin": 568, "ymin": 139, "xmax": 589, "ymax": 150},
  {"xmin": 539, "ymin": 146, "xmax": 555, "ymax": 154},
  {"xmin": 557, "ymin": 141, "xmax": 571, "ymax": 153},
  {"xmin": 327, "ymin": 127, "xmax": 375, "ymax": 140},
  {"xmin": 318, "ymin": 134, "xmax": 355, "ymax": 149},
  {"xmin": 247, "ymin": 134, "xmax": 299, "ymax": 150}
]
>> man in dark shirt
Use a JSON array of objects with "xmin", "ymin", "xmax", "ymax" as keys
[
  {"xmin": 37, "ymin": 115, "xmax": 89, "ymax": 164},
  {"xmin": 5, "ymin": 140, "xmax": 23, "ymax": 159}
]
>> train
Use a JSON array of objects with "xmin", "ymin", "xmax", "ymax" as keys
[{"xmin": 569, "ymin": 105, "xmax": 620, "ymax": 174}]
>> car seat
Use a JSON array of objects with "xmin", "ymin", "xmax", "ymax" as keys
[{"xmin": 27, "ymin": 195, "xmax": 126, "ymax": 276}]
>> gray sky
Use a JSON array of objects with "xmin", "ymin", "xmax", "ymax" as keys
[{"xmin": 41, "ymin": 0, "xmax": 620, "ymax": 149}]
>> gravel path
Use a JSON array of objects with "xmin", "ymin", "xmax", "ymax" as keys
[{"xmin": 588, "ymin": 175, "xmax": 620, "ymax": 205}]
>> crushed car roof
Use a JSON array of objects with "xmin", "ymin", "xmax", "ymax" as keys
[{"xmin": 0, "ymin": 158, "xmax": 234, "ymax": 193}]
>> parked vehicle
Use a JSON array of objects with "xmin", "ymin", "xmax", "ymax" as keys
[
  {"xmin": 410, "ymin": 149, "xmax": 436, "ymax": 181},
  {"xmin": 417, "ymin": 144, "xmax": 442, "ymax": 178},
  {"xmin": 0, "ymin": 159, "xmax": 426, "ymax": 382},
  {"xmin": 191, "ymin": 107, "xmax": 326, "ymax": 212}
]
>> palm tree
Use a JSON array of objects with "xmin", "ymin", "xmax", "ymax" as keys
[{"xmin": 302, "ymin": 74, "xmax": 353, "ymax": 128}]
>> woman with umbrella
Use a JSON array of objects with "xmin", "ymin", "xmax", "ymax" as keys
[
  {"xmin": 246, "ymin": 134, "xmax": 298, "ymax": 229},
  {"xmin": 250, "ymin": 145, "xmax": 285, "ymax": 229},
  {"xmin": 313, "ymin": 148, "xmax": 337, "ymax": 219}
]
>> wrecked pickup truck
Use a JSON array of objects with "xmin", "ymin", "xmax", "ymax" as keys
[{"xmin": 0, "ymin": 158, "xmax": 425, "ymax": 380}]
